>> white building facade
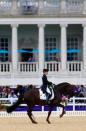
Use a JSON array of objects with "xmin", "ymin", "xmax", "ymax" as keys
[{"xmin": 0, "ymin": 0, "xmax": 86, "ymax": 86}]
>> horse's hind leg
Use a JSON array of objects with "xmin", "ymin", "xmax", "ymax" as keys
[
  {"xmin": 27, "ymin": 105, "xmax": 37, "ymax": 124},
  {"xmin": 58, "ymin": 104, "xmax": 65, "ymax": 118},
  {"xmin": 46, "ymin": 106, "xmax": 53, "ymax": 124}
]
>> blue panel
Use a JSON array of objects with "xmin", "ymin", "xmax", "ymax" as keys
[
  {"xmin": 33, "ymin": 106, "xmax": 42, "ymax": 111},
  {"xmin": 75, "ymin": 106, "xmax": 86, "ymax": 111},
  {"xmin": 10, "ymin": 106, "xmax": 86, "ymax": 112},
  {"xmin": 65, "ymin": 106, "xmax": 73, "ymax": 111},
  {"xmin": 15, "ymin": 106, "xmax": 28, "ymax": 112},
  {"xmin": 15, "ymin": 106, "xmax": 42, "ymax": 112},
  {"xmin": 44, "ymin": 106, "xmax": 57, "ymax": 111}
]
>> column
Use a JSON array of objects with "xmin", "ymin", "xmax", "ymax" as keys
[
  {"xmin": 38, "ymin": 24, "xmax": 45, "ymax": 73},
  {"xmin": 11, "ymin": 24, "xmax": 18, "ymax": 72},
  {"xmin": 82, "ymin": 24, "xmax": 86, "ymax": 71},
  {"xmin": 60, "ymin": 23, "xmax": 67, "ymax": 71}
]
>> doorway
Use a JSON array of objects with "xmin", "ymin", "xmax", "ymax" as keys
[{"xmin": 21, "ymin": 48, "xmax": 33, "ymax": 62}]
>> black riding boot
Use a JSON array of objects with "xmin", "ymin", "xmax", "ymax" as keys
[{"xmin": 46, "ymin": 93, "xmax": 50, "ymax": 104}]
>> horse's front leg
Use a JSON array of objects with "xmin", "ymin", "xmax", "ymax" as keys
[
  {"xmin": 46, "ymin": 106, "xmax": 53, "ymax": 124},
  {"xmin": 58, "ymin": 104, "xmax": 65, "ymax": 118}
]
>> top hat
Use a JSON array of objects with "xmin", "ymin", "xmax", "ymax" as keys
[{"xmin": 43, "ymin": 69, "xmax": 48, "ymax": 72}]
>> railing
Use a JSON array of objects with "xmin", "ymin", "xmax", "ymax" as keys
[
  {"xmin": 0, "ymin": 61, "xmax": 83, "ymax": 73},
  {"xmin": 40, "ymin": 0, "xmax": 61, "ymax": 15},
  {"xmin": 21, "ymin": 5, "xmax": 38, "ymax": 14},
  {"xmin": 0, "ymin": 62, "xmax": 11, "ymax": 72},
  {"xmin": 41, "ymin": 0, "xmax": 84, "ymax": 15},
  {"xmin": 67, "ymin": 61, "xmax": 83, "ymax": 71},
  {"xmin": 66, "ymin": 0, "xmax": 83, "ymax": 13},
  {"xmin": 18, "ymin": 62, "xmax": 38, "ymax": 72},
  {"xmin": 45, "ymin": 61, "xmax": 61, "ymax": 72},
  {"xmin": 0, "ymin": 0, "xmax": 85, "ymax": 16},
  {"xmin": 0, "ymin": 97, "xmax": 86, "ymax": 117},
  {"xmin": 0, "ymin": 0, "xmax": 38, "ymax": 15},
  {"xmin": 18, "ymin": 0, "xmax": 38, "ymax": 15},
  {"xmin": 0, "ymin": 0, "xmax": 12, "ymax": 15}
]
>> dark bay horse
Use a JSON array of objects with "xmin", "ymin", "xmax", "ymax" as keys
[{"xmin": 7, "ymin": 82, "xmax": 76, "ymax": 124}]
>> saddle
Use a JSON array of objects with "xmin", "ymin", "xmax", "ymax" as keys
[{"xmin": 39, "ymin": 87, "xmax": 54, "ymax": 100}]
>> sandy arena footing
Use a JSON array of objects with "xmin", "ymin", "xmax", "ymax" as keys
[{"xmin": 0, "ymin": 117, "xmax": 86, "ymax": 131}]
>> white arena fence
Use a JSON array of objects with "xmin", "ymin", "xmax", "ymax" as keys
[{"xmin": 0, "ymin": 97, "xmax": 86, "ymax": 117}]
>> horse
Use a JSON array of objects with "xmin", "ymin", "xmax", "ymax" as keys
[
  {"xmin": 14, "ymin": 84, "xmax": 34, "ymax": 96},
  {"xmin": 6, "ymin": 82, "xmax": 76, "ymax": 124}
]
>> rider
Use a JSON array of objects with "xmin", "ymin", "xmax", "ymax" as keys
[{"xmin": 42, "ymin": 69, "xmax": 52, "ymax": 104}]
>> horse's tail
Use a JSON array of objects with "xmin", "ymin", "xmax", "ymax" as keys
[{"xmin": 7, "ymin": 95, "xmax": 24, "ymax": 113}]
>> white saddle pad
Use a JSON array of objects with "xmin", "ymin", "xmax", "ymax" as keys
[{"xmin": 39, "ymin": 88, "xmax": 54, "ymax": 100}]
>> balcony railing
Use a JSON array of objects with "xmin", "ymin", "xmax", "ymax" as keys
[
  {"xmin": 18, "ymin": 62, "xmax": 38, "ymax": 72},
  {"xmin": 0, "ymin": 0, "xmax": 12, "ymax": 15},
  {"xmin": 45, "ymin": 61, "xmax": 61, "ymax": 72},
  {"xmin": 18, "ymin": 0, "xmax": 38, "ymax": 14},
  {"xmin": 0, "ymin": 0, "xmax": 85, "ymax": 16},
  {"xmin": 66, "ymin": 0, "xmax": 83, "ymax": 13},
  {"xmin": 67, "ymin": 61, "xmax": 83, "ymax": 71},
  {"xmin": 0, "ymin": 62, "xmax": 11, "ymax": 72},
  {"xmin": 21, "ymin": 5, "xmax": 38, "ymax": 14},
  {"xmin": 0, "ymin": 61, "xmax": 84, "ymax": 73}
]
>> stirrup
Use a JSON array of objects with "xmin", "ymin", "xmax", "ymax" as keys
[
  {"xmin": 48, "ymin": 101, "xmax": 50, "ymax": 104},
  {"xmin": 46, "ymin": 100, "xmax": 50, "ymax": 104}
]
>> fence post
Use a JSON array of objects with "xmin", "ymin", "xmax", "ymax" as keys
[
  {"xmin": 42, "ymin": 106, "xmax": 44, "ymax": 112},
  {"xmin": 11, "ymin": 97, "xmax": 13, "ymax": 105},
  {"xmin": 73, "ymin": 97, "xmax": 75, "ymax": 111}
]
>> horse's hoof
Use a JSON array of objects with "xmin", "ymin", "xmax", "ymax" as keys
[
  {"xmin": 46, "ymin": 120, "xmax": 51, "ymax": 124},
  {"xmin": 48, "ymin": 121, "xmax": 51, "ymax": 124},
  {"xmin": 59, "ymin": 115, "xmax": 63, "ymax": 118},
  {"xmin": 64, "ymin": 111, "xmax": 66, "ymax": 114},
  {"xmin": 32, "ymin": 121, "xmax": 38, "ymax": 124}
]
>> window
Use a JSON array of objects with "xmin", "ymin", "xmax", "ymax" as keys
[
  {"xmin": 18, "ymin": 0, "xmax": 38, "ymax": 7},
  {"xmin": 67, "ymin": 0, "xmax": 83, "ymax": 8},
  {"xmin": 0, "ymin": 37, "xmax": 9, "ymax": 62},
  {"xmin": 67, "ymin": 35, "xmax": 80, "ymax": 61},
  {"xmin": 44, "ymin": 0, "xmax": 60, "ymax": 7},
  {"xmin": 45, "ymin": 36, "xmax": 57, "ymax": 61},
  {"xmin": 0, "ymin": 1, "xmax": 12, "ymax": 8}
]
